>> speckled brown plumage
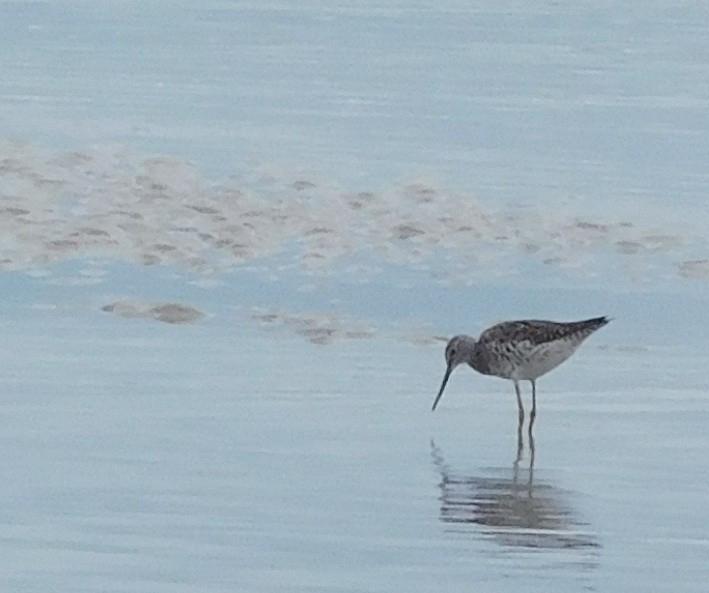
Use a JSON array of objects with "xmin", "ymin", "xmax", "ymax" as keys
[
  {"xmin": 477, "ymin": 317, "xmax": 609, "ymax": 349},
  {"xmin": 432, "ymin": 317, "xmax": 610, "ymax": 417}
]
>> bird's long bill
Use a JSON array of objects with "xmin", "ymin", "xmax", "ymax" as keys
[{"xmin": 432, "ymin": 365, "xmax": 453, "ymax": 411}]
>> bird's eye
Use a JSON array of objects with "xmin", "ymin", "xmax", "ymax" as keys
[{"xmin": 449, "ymin": 349, "xmax": 456, "ymax": 358}]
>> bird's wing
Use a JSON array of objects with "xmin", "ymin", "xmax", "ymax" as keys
[{"xmin": 478, "ymin": 317, "xmax": 609, "ymax": 348}]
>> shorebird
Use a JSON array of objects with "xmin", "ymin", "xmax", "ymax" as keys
[{"xmin": 431, "ymin": 317, "xmax": 610, "ymax": 424}]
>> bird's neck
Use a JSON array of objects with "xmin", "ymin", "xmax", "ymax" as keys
[
  {"xmin": 458, "ymin": 336, "xmax": 478, "ymax": 363},
  {"xmin": 460, "ymin": 337, "xmax": 490, "ymax": 374}
]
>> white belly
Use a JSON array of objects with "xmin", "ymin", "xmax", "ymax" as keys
[{"xmin": 499, "ymin": 339, "xmax": 580, "ymax": 381}]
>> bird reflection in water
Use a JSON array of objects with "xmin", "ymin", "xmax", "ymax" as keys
[{"xmin": 431, "ymin": 422, "xmax": 600, "ymax": 554}]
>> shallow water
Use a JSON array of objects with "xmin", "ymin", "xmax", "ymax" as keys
[
  {"xmin": 0, "ymin": 1, "xmax": 707, "ymax": 590},
  {"xmin": 0, "ymin": 312, "xmax": 706, "ymax": 592}
]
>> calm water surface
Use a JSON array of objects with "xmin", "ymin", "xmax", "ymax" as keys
[
  {"xmin": 0, "ymin": 1, "xmax": 707, "ymax": 591},
  {"xmin": 0, "ymin": 312, "xmax": 706, "ymax": 592}
]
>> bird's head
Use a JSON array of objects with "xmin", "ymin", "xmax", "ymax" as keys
[{"xmin": 432, "ymin": 335, "xmax": 475, "ymax": 411}]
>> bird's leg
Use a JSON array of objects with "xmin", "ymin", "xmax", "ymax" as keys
[
  {"xmin": 514, "ymin": 381, "xmax": 524, "ymax": 425},
  {"xmin": 527, "ymin": 428, "xmax": 535, "ymax": 496},
  {"xmin": 528, "ymin": 379, "xmax": 537, "ymax": 436},
  {"xmin": 515, "ymin": 407, "xmax": 524, "ymax": 464}
]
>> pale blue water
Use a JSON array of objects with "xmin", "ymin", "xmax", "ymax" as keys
[
  {"xmin": 0, "ymin": 1, "xmax": 707, "ymax": 591},
  {"xmin": 0, "ymin": 311, "xmax": 707, "ymax": 592}
]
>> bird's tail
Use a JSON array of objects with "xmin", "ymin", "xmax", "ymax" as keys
[{"xmin": 577, "ymin": 316, "xmax": 611, "ymax": 334}]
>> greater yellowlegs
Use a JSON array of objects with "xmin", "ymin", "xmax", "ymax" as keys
[{"xmin": 432, "ymin": 317, "xmax": 610, "ymax": 424}]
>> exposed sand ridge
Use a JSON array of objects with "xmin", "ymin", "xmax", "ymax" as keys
[{"xmin": 1, "ymin": 141, "xmax": 704, "ymax": 286}]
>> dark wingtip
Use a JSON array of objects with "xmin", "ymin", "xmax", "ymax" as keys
[{"xmin": 583, "ymin": 316, "xmax": 612, "ymax": 331}]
